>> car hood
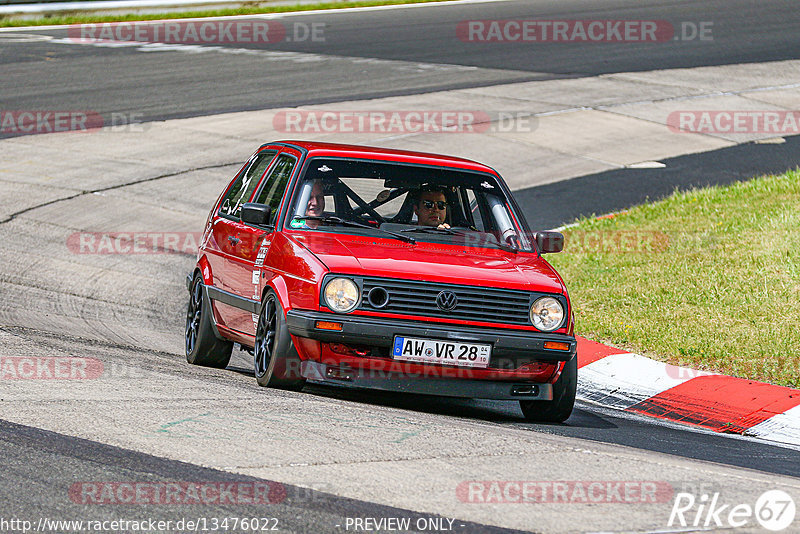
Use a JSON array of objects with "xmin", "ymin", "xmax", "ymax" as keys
[{"xmin": 289, "ymin": 232, "xmax": 564, "ymax": 293}]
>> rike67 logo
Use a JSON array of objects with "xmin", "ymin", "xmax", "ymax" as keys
[{"xmin": 669, "ymin": 490, "xmax": 796, "ymax": 531}]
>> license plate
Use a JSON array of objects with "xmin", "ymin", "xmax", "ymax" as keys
[{"xmin": 391, "ymin": 336, "xmax": 491, "ymax": 368}]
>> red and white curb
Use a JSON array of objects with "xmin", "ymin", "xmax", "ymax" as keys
[{"xmin": 575, "ymin": 337, "xmax": 800, "ymax": 447}]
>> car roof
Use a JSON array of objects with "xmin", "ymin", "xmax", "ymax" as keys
[{"xmin": 268, "ymin": 140, "xmax": 498, "ymax": 174}]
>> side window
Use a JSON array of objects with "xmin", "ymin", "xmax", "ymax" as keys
[
  {"xmin": 218, "ymin": 150, "xmax": 277, "ymax": 219},
  {"xmin": 254, "ymin": 154, "xmax": 296, "ymax": 225}
]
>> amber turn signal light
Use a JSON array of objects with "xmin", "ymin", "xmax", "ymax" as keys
[
  {"xmin": 543, "ymin": 341, "xmax": 571, "ymax": 351},
  {"xmin": 315, "ymin": 321, "xmax": 343, "ymax": 331}
]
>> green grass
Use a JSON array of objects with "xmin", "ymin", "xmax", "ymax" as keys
[
  {"xmin": 0, "ymin": 0, "xmax": 452, "ymax": 27},
  {"xmin": 547, "ymin": 169, "xmax": 800, "ymax": 388}
]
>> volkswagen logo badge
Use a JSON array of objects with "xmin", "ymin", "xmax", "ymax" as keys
[{"xmin": 436, "ymin": 290, "xmax": 458, "ymax": 311}]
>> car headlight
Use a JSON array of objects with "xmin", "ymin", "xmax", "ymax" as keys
[
  {"xmin": 530, "ymin": 296, "xmax": 564, "ymax": 331},
  {"xmin": 324, "ymin": 278, "xmax": 360, "ymax": 313}
]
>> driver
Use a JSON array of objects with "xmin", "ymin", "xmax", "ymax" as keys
[{"xmin": 413, "ymin": 188, "xmax": 451, "ymax": 229}]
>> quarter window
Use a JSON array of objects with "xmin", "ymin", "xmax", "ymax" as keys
[{"xmin": 218, "ymin": 150, "xmax": 277, "ymax": 219}]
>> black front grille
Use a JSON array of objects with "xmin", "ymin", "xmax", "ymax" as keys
[{"xmin": 359, "ymin": 277, "xmax": 532, "ymax": 325}]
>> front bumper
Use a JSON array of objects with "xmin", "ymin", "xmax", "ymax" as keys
[
  {"xmin": 300, "ymin": 361, "xmax": 553, "ymax": 400},
  {"xmin": 286, "ymin": 309, "xmax": 576, "ymax": 369}
]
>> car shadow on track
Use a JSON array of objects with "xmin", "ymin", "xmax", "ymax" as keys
[
  {"xmin": 223, "ymin": 366, "xmax": 800, "ymax": 477},
  {"xmin": 303, "ymin": 383, "xmax": 619, "ymax": 430},
  {"xmin": 227, "ymin": 364, "xmax": 618, "ymax": 429}
]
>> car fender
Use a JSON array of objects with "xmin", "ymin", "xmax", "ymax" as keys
[
  {"xmin": 263, "ymin": 274, "xmax": 291, "ymax": 312},
  {"xmin": 196, "ymin": 255, "xmax": 214, "ymax": 286},
  {"xmin": 551, "ymin": 360, "xmax": 568, "ymax": 384},
  {"xmin": 188, "ymin": 255, "xmax": 225, "ymax": 341}
]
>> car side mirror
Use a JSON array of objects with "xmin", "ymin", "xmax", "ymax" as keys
[
  {"xmin": 535, "ymin": 231, "xmax": 564, "ymax": 253},
  {"xmin": 240, "ymin": 203, "xmax": 272, "ymax": 227}
]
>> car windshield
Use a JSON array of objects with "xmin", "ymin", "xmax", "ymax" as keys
[{"xmin": 285, "ymin": 157, "xmax": 533, "ymax": 252}]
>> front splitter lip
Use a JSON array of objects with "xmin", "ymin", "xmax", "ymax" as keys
[{"xmin": 300, "ymin": 361, "xmax": 553, "ymax": 400}]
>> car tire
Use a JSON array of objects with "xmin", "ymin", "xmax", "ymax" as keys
[
  {"xmin": 254, "ymin": 289, "xmax": 306, "ymax": 391},
  {"xmin": 519, "ymin": 355, "xmax": 577, "ymax": 423},
  {"xmin": 185, "ymin": 273, "xmax": 233, "ymax": 369}
]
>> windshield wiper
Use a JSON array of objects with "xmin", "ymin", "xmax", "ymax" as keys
[
  {"xmin": 292, "ymin": 216, "xmax": 415, "ymax": 243},
  {"xmin": 400, "ymin": 227, "xmax": 467, "ymax": 236},
  {"xmin": 401, "ymin": 226, "xmax": 518, "ymax": 253},
  {"xmin": 496, "ymin": 241, "xmax": 518, "ymax": 253}
]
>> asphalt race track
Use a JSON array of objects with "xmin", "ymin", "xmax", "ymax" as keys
[
  {"xmin": 518, "ymin": 134, "xmax": 800, "ymax": 230},
  {"xmin": 2, "ymin": 0, "xmax": 800, "ymax": 122},
  {"xmin": 1, "ymin": 0, "xmax": 800, "ymax": 532}
]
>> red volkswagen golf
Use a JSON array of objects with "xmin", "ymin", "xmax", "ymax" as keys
[{"xmin": 185, "ymin": 141, "xmax": 577, "ymax": 422}]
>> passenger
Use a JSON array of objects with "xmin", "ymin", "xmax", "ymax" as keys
[{"xmin": 303, "ymin": 179, "xmax": 325, "ymax": 229}]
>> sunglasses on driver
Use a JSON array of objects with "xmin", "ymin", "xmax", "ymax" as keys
[{"xmin": 421, "ymin": 200, "xmax": 448, "ymax": 210}]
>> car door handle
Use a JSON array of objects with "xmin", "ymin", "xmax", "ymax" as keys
[{"xmin": 228, "ymin": 236, "xmax": 240, "ymax": 245}]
